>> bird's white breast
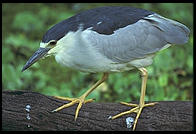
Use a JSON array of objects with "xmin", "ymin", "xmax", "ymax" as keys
[
  {"xmin": 54, "ymin": 29, "xmax": 115, "ymax": 72},
  {"xmin": 54, "ymin": 28, "xmax": 155, "ymax": 73}
]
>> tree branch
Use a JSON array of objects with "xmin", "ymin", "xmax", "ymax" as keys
[{"xmin": 2, "ymin": 90, "xmax": 193, "ymax": 131}]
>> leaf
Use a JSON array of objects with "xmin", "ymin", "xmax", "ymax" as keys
[
  {"xmin": 158, "ymin": 74, "xmax": 168, "ymax": 87},
  {"xmin": 41, "ymin": 86, "xmax": 60, "ymax": 96},
  {"xmin": 2, "ymin": 47, "xmax": 14, "ymax": 64},
  {"xmin": 186, "ymin": 56, "xmax": 193, "ymax": 73},
  {"xmin": 154, "ymin": 86, "xmax": 165, "ymax": 100},
  {"xmin": 5, "ymin": 34, "xmax": 39, "ymax": 49},
  {"xmin": 2, "ymin": 64, "xmax": 22, "ymax": 90},
  {"xmin": 12, "ymin": 11, "xmax": 44, "ymax": 32},
  {"xmin": 59, "ymin": 83, "xmax": 73, "ymax": 98}
]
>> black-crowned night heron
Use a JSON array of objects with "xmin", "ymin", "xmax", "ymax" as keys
[{"xmin": 22, "ymin": 6, "xmax": 190, "ymax": 130}]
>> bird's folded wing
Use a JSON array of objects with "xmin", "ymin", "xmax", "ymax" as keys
[{"xmin": 85, "ymin": 14, "xmax": 190, "ymax": 63}]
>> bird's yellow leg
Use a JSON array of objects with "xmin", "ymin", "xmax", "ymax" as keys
[
  {"xmin": 111, "ymin": 68, "xmax": 158, "ymax": 130},
  {"xmin": 52, "ymin": 73, "xmax": 109, "ymax": 121}
]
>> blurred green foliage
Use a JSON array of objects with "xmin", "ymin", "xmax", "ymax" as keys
[{"xmin": 2, "ymin": 3, "xmax": 193, "ymax": 102}]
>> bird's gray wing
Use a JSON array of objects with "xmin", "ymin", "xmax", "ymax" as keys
[{"xmin": 85, "ymin": 14, "xmax": 190, "ymax": 63}]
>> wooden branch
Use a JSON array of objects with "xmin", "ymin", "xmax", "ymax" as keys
[{"xmin": 2, "ymin": 90, "xmax": 192, "ymax": 131}]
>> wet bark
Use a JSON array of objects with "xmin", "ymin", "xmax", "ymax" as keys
[{"xmin": 2, "ymin": 90, "xmax": 193, "ymax": 131}]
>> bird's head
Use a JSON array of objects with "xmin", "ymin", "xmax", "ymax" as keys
[
  {"xmin": 22, "ymin": 12, "xmax": 87, "ymax": 72},
  {"xmin": 21, "ymin": 39, "xmax": 60, "ymax": 72}
]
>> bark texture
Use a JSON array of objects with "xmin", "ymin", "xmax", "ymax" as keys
[{"xmin": 2, "ymin": 90, "xmax": 193, "ymax": 131}]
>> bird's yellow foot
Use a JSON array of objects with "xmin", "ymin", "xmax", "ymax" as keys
[
  {"xmin": 111, "ymin": 102, "xmax": 158, "ymax": 130},
  {"xmin": 52, "ymin": 95, "xmax": 94, "ymax": 121},
  {"xmin": 51, "ymin": 73, "xmax": 109, "ymax": 121}
]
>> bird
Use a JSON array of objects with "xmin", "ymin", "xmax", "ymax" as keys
[{"xmin": 22, "ymin": 6, "xmax": 190, "ymax": 130}]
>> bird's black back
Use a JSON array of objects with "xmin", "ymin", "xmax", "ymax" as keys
[{"xmin": 42, "ymin": 6, "xmax": 154, "ymax": 43}]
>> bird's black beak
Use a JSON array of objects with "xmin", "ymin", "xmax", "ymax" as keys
[{"xmin": 22, "ymin": 47, "xmax": 50, "ymax": 72}]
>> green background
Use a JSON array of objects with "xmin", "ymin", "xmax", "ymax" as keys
[{"xmin": 2, "ymin": 3, "xmax": 193, "ymax": 103}]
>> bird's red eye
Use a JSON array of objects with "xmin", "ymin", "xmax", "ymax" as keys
[{"xmin": 49, "ymin": 41, "xmax": 57, "ymax": 46}]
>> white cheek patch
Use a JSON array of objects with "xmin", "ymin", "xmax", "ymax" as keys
[
  {"xmin": 40, "ymin": 42, "xmax": 48, "ymax": 48},
  {"xmin": 39, "ymin": 42, "xmax": 53, "ymax": 56}
]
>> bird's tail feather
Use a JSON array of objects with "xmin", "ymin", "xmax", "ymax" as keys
[{"xmin": 144, "ymin": 14, "xmax": 190, "ymax": 45}]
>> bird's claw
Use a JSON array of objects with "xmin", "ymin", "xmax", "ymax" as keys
[
  {"xmin": 52, "ymin": 96, "xmax": 94, "ymax": 120},
  {"xmin": 111, "ymin": 102, "xmax": 158, "ymax": 130}
]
